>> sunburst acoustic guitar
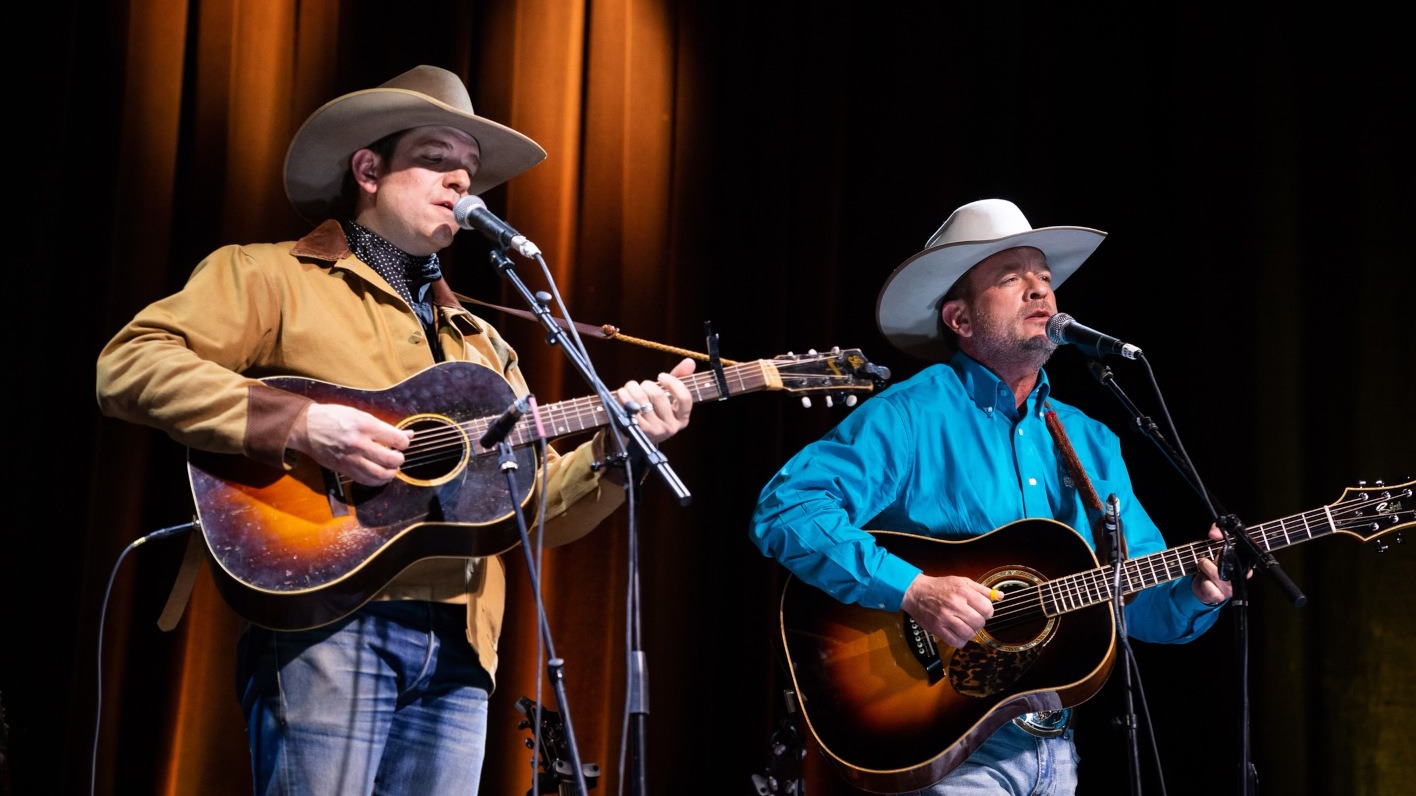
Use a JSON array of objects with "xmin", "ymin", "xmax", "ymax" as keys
[{"xmin": 778, "ymin": 480, "xmax": 1413, "ymax": 793}]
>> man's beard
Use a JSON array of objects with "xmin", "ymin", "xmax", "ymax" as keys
[{"xmin": 967, "ymin": 310, "xmax": 1056, "ymax": 372}]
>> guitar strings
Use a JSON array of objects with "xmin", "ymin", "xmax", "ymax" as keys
[
  {"xmin": 980, "ymin": 486, "xmax": 1408, "ymax": 633},
  {"xmin": 374, "ymin": 362, "xmax": 781, "ymax": 473}
]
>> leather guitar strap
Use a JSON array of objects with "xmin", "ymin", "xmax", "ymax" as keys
[
  {"xmin": 157, "ymin": 529, "xmax": 205, "ymax": 631},
  {"xmin": 451, "ymin": 292, "xmax": 738, "ymax": 364},
  {"xmin": 1043, "ymin": 403, "xmax": 1127, "ymax": 564}
]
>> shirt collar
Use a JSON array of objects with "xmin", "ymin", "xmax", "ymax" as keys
[{"xmin": 948, "ymin": 350, "xmax": 1051, "ymax": 420}]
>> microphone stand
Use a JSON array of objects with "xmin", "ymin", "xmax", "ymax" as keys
[
  {"xmin": 489, "ymin": 435, "xmax": 593, "ymax": 796},
  {"xmin": 1087, "ymin": 358, "xmax": 1304, "ymax": 796},
  {"xmin": 486, "ymin": 245, "xmax": 691, "ymax": 796},
  {"xmin": 1104, "ymin": 494, "xmax": 1144, "ymax": 795},
  {"xmin": 622, "ymin": 467, "xmax": 650, "ymax": 796},
  {"xmin": 487, "ymin": 247, "xmax": 691, "ymax": 505}
]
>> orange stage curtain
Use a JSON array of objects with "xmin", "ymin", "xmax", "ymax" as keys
[{"xmin": 15, "ymin": 2, "xmax": 1413, "ymax": 796}]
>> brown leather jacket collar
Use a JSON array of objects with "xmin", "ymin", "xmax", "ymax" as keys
[{"xmin": 289, "ymin": 219, "xmax": 468, "ymax": 314}]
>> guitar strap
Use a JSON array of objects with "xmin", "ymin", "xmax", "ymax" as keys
[
  {"xmin": 157, "ymin": 529, "xmax": 206, "ymax": 631},
  {"xmin": 1042, "ymin": 403, "xmax": 1127, "ymax": 564},
  {"xmin": 452, "ymin": 293, "xmax": 739, "ymax": 365}
]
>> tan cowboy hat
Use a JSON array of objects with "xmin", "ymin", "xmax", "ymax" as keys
[
  {"xmin": 875, "ymin": 198, "xmax": 1108, "ymax": 360},
  {"xmin": 284, "ymin": 65, "xmax": 547, "ymax": 223}
]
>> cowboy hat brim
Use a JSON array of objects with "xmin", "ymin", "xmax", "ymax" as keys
[
  {"xmin": 284, "ymin": 78, "xmax": 547, "ymax": 224},
  {"xmin": 876, "ymin": 226, "xmax": 1106, "ymax": 361}
]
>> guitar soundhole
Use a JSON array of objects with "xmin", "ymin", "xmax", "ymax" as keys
[
  {"xmin": 977, "ymin": 568, "xmax": 1054, "ymax": 652},
  {"xmin": 945, "ymin": 568, "xmax": 1056, "ymax": 699},
  {"xmin": 397, "ymin": 414, "xmax": 468, "ymax": 487}
]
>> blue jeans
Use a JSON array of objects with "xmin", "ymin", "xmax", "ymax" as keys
[
  {"xmin": 897, "ymin": 722, "xmax": 1079, "ymax": 795},
  {"xmin": 236, "ymin": 601, "xmax": 493, "ymax": 795}
]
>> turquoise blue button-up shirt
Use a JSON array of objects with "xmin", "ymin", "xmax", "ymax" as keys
[{"xmin": 750, "ymin": 352, "xmax": 1220, "ymax": 644}]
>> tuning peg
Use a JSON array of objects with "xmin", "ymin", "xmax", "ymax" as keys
[
  {"xmin": 825, "ymin": 396, "xmax": 834, "ymax": 408},
  {"xmin": 845, "ymin": 395, "xmax": 857, "ymax": 407},
  {"xmin": 800, "ymin": 397, "xmax": 812, "ymax": 408}
]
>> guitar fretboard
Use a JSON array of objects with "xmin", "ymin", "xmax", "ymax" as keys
[
  {"xmin": 492, "ymin": 360, "xmax": 777, "ymax": 446},
  {"xmin": 1030, "ymin": 484, "xmax": 1409, "ymax": 617}
]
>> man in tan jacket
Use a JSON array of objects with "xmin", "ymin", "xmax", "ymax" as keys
[{"xmin": 96, "ymin": 64, "xmax": 694, "ymax": 795}]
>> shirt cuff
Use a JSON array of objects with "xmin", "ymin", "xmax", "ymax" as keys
[{"xmin": 866, "ymin": 554, "xmax": 925, "ymax": 613}]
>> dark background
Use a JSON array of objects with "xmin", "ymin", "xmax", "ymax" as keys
[{"xmin": 7, "ymin": 1, "xmax": 1413, "ymax": 795}]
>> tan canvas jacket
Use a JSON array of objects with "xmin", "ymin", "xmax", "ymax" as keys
[{"xmin": 96, "ymin": 220, "xmax": 626, "ymax": 682}]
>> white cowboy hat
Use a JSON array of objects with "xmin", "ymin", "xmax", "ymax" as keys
[
  {"xmin": 284, "ymin": 65, "xmax": 547, "ymax": 224},
  {"xmin": 876, "ymin": 198, "xmax": 1107, "ymax": 360}
]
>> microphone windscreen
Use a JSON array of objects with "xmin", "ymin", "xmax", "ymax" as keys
[
  {"xmin": 452, "ymin": 195, "xmax": 487, "ymax": 228},
  {"xmin": 1045, "ymin": 313, "xmax": 1074, "ymax": 345}
]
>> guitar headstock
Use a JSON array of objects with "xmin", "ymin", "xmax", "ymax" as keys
[
  {"xmin": 515, "ymin": 696, "xmax": 600, "ymax": 794},
  {"xmin": 766, "ymin": 347, "xmax": 891, "ymax": 407},
  {"xmin": 1329, "ymin": 479, "xmax": 1414, "ymax": 546}
]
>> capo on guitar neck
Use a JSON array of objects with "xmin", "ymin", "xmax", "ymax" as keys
[{"xmin": 705, "ymin": 321, "xmax": 730, "ymax": 400}]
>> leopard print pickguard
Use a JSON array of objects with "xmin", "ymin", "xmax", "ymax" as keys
[{"xmin": 947, "ymin": 640, "xmax": 1043, "ymax": 697}]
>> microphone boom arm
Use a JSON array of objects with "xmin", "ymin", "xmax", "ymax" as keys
[{"xmin": 484, "ymin": 246, "xmax": 691, "ymax": 505}]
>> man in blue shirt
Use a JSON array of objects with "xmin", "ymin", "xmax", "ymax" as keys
[{"xmin": 749, "ymin": 199, "xmax": 1233, "ymax": 795}]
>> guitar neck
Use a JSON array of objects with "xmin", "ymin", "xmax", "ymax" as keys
[
  {"xmin": 1055, "ymin": 503, "xmax": 1341, "ymax": 612},
  {"xmin": 488, "ymin": 360, "xmax": 778, "ymax": 447}
]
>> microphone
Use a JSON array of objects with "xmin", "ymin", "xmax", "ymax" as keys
[
  {"xmin": 479, "ymin": 396, "xmax": 530, "ymax": 448},
  {"xmin": 453, "ymin": 195, "xmax": 542, "ymax": 258},
  {"xmin": 1104, "ymin": 493, "xmax": 1120, "ymax": 535},
  {"xmin": 1103, "ymin": 493, "xmax": 1124, "ymax": 572},
  {"xmin": 1045, "ymin": 313, "xmax": 1142, "ymax": 360}
]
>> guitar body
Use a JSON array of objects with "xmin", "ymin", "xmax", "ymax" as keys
[
  {"xmin": 780, "ymin": 522, "xmax": 1117, "ymax": 793},
  {"xmin": 189, "ymin": 361, "xmax": 537, "ymax": 630}
]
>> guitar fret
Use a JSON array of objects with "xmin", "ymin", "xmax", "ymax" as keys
[
  {"xmin": 1126, "ymin": 560, "xmax": 1143, "ymax": 593},
  {"xmin": 1135, "ymin": 553, "xmax": 1156, "ymax": 590},
  {"xmin": 1320, "ymin": 503, "xmax": 1337, "ymax": 540},
  {"xmin": 1055, "ymin": 578, "xmax": 1073, "ymax": 612},
  {"xmin": 1095, "ymin": 570, "xmax": 1115, "ymax": 604},
  {"xmin": 1276, "ymin": 515, "xmax": 1295, "ymax": 547}
]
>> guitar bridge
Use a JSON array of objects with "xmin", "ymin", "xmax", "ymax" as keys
[{"xmin": 902, "ymin": 614, "xmax": 944, "ymax": 685}]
